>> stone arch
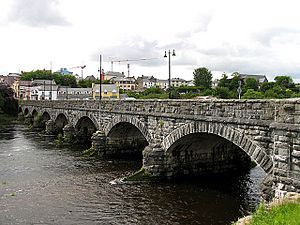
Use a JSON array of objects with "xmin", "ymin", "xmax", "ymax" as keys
[
  {"xmin": 41, "ymin": 111, "xmax": 51, "ymax": 122},
  {"xmin": 75, "ymin": 116, "xmax": 97, "ymax": 132},
  {"xmin": 32, "ymin": 109, "xmax": 38, "ymax": 117},
  {"xmin": 105, "ymin": 115, "xmax": 152, "ymax": 143},
  {"xmin": 24, "ymin": 108, "xmax": 29, "ymax": 116},
  {"xmin": 75, "ymin": 116, "xmax": 98, "ymax": 144},
  {"xmin": 162, "ymin": 121, "xmax": 273, "ymax": 173},
  {"xmin": 54, "ymin": 113, "xmax": 69, "ymax": 132}
]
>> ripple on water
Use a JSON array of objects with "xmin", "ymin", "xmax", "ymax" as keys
[{"xmin": 0, "ymin": 123, "xmax": 265, "ymax": 225}]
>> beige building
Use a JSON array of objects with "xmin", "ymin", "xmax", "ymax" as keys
[
  {"xmin": 92, "ymin": 83, "xmax": 119, "ymax": 99},
  {"xmin": 111, "ymin": 77, "xmax": 136, "ymax": 91}
]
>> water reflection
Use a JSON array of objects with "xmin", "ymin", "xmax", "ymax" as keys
[{"xmin": 0, "ymin": 122, "xmax": 265, "ymax": 225}]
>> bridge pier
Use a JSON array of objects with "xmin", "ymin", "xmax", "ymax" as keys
[
  {"xmin": 63, "ymin": 124, "xmax": 75, "ymax": 141},
  {"xmin": 143, "ymin": 145, "xmax": 166, "ymax": 177},
  {"xmin": 24, "ymin": 114, "xmax": 33, "ymax": 124},
  {"xmin": 91, "ymin": 130, "xmax": 148, "ymax": 158},
  {"xmin": 271, "ymin": 124, "xmax": 300, "ymax": 198},
  {"xmin": 91, "ymin": 131, "xmax": 108, "ymax": 157},
  {"xmin": 45, "ymin": 119, "xmax": 56, "ymax": 135}
]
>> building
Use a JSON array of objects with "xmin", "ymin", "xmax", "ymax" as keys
[
  {"xmin": 30, "ymin": 80, "xmax": 58, "ymax": 100},
  {"xmin": 171, "ymin": 78, "xmax": 190, "ymax": 87},
  {"xmin": 156, "ymin": 79, "xmax": 169, "ymax": 90},
  {"xmin": 85, "ymin": 75, "xmax": 97, "ymax": 81},
  {"xmin": 57, "ymin": 87, "xmax": 93, "ymax": 100},
  {"xmin": 104, "ymin": 71, "xmax": 125, "ymax": 81},
  {"xmin": 136, "ymin": 75, "xmax": 158, "ymax": 90},
  {"xmin": 92, "ymin": 83, "xmax": 119, "ymax": 99},
  {"xmin": 18, "ymin": 80, "xmax": 33, "ymax": 100},
  {"xmin": 239, "ymin": 74, "xmax": 268, "ymax": 83},
  {"xmin": 111, "ymin": 76, "xmax": 136, "ymax": 91},
  {"xmin": 55, "ymin": 68, "xmax": 73, "ymax": 75}
]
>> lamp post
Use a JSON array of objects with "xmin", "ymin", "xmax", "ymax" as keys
[
  {"xmin": 99, "ymin": 54, "xmax": 102, "ymax": 101},
  {"xmin": 164, "ymin": 49, "xmax": 176, "ymax": 98}
]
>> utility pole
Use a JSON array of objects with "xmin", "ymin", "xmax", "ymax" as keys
[{"xmin": 99, "ymin": 54, "xmax": 102, "ymax": 101}]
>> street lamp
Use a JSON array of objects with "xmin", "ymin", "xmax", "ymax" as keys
[
  {"xmin": 164, "ymin": 49, "xmax": 176, "ymax": 98},
  {"xmin": 99, "ymin": 54, "xmax": 102, "ymax": 101}
]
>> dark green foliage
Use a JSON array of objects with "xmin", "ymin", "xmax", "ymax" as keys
[
  {"xmin": 193, "ymin": 67, "xmax": 213, "ymax": 89},
  {"xmin": 214, "ymin": 73, "xmax": 300, "ymax": 99},
  {"xmin": 124, "ymin": 167, "xmax": 152, "ymax": 182},
  {"xmin": 243, "ymin": 78, "xmax": 259, "ymax": 91},
  {"xmin": 213, "ymin": 86, "xmax": 233, "ymax": 99},
  {"xmin": 249, "ymin": 200, "xmax": 300, "ymax": 225},
  {"xmin": 20, "ymin": 70, "xmax": 77, "ymax": 87},
  {"xmin": 0, "ymin": 84, "xmax": 18, "ymax": 115},
  {"xmin": 242, "ymin": 89, "xmax": 264, "ymax": 99}
]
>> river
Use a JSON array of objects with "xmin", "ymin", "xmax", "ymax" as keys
[{"xmin": 0, "ymin": 119, "xmax": 265, "ymax": 225}]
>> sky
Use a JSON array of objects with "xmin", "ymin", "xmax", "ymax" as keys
[{"xmin": 1, "ymin": 0, "xmax": 300, "ymax": 82}]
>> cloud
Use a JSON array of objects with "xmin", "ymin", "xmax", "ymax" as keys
[
  {"xmin": 91, "ymin": 36, "xmax": 168, "ymax": 67},
  {"xmin": 6, "ymin": 0, "xmax": 70, "ymax": 27},
  {"xmin": 176, "ymin": 13, "xmax": 213, "ymax": 39},
  {"xmin": 253, "ymin": 27, "xmax": 300, "ymax": 47}
]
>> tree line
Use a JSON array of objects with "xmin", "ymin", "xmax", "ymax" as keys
[
  {"xmin": 193, "ymin": 67, "xmax": 300, "ymax": 99},
  {"xmin": 19, "ymin": 68, "xmax": 300, "ymax": 99},
  {"xmin": 20, "ymin": 70, "xmax": 109, "ymax": 88}
]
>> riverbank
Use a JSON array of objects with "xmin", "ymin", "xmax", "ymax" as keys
[
  {"xmin": 0, "ymin": 113, "xmax": 16, "ymax": 124},
  {"xmin": 234, "ymin": 192, "xmax": 300, "ymax": 225}
]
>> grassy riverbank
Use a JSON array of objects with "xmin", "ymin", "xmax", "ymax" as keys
[{"xmin": 233, "ymin": 192, "xmax": 300, "ymax": 225}]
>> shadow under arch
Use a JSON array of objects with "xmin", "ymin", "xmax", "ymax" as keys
[
  {"xmin": 105, "ymin": 115, "xmax": 152, "ymax": 144},
  {"xmin": 105, "ymin": 115, "xmax": 150, "ymax": 158},
  {"xmin": 54, "ymin": 113, "xmax": 69, "ymax": 133},
  {"xmin": 75, "ymin": 116, "xmax": 97, "ymax": 145},
  {"xmin": 162, "ymin": 122, "xmax": 273, "ymax": 175}
]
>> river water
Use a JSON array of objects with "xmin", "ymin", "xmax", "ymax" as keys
[{"xmin": 0, "ymin": 120, "xmax": 265, "ymax": 225}]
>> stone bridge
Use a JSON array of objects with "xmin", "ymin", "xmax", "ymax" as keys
[{"xmin": 19, "ymin": 99, "xmax": 300, "ymax": 199}]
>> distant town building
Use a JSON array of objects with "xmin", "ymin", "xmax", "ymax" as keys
[
  {"xmin": 111, "ymin": 76, "xmax": 136, "ymax": 91},
  {"xmin": 18, "ymin": 80, "xmax": 33, "ymax": 100},
  {"xmin": 31, "ymin": 80, "xmax": 58, "ymax": 100},
  {"xmin": 56, "ymin": 68, "xmax": 73, "ymax": 75},
  {"xmin": 136, "ymin": 75, "xmax": 158, "ymax": 90},
  {"xmin": 57, "ymin": 87, "xmax": 92, "ymax": 100},
  {"xmin": 85, "ymin": 75, "xmax": 97, "ymax": 81},
  {"xmin": 156, "ymin": 79, "xmax": 169, "ymax": 90},
  {"xmin": 239, "ymin": 74, "xmax": 268, "ymax": 83},
  {"xmin": 171, "ymin": 78, "xmax": 190, "ymax": 87},
  {"xmin": 104, "ymin": 71, "xmax": 125, "ymax": 81},
  {"xmin": 92, "ymin": 83, "xmax": 119, "ymax": 99}
]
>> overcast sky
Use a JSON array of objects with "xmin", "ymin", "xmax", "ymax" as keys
[{"xmin": 1, "ymin": 0, "xmax": 300, "ymax": 81}]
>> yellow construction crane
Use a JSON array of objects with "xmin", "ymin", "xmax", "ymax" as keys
[{"xmin": 110, "ymin": 57, "xmax": 158, "ymax": 76}]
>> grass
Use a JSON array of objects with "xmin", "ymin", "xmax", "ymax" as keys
[
  {"xmin": 249, "ymin": 200, "xmax": 300, "ymax": 225},
  {"xmin": 124, "ymin": 167, "xmax": 152, "ymax": 182},
  {"xmin": 233, "ymin": 197, "xmax": 300, "ymax": 225},
  {"xmin": 82, "ymin": 147, "xmax": 96, "ymax": 157}
]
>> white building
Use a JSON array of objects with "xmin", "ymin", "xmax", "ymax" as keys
[{"xmin": 30, "ymin": 80, "xmax": 58, "ymax": 100}]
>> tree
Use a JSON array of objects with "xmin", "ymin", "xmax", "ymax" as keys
[
  {"xmin": 242, "ymin": 89, "xmax": 264, "ymax": 99},
  {"xmin": 274, "ymin": 76, "xmax": 294, "ymax": 89},
  {"xmin": 20, "ymin": 70, "xmax": 78, "ymax": 87},
  {"xmin": 217, "ymin": 72, "xmax": 230, "ymax": 87},
  {"xmin": 260, "ymin": 82, "xmax": 275, "ymax": 92},
  {"xmin": 243, "ymin": 78, "xmax": 259, "ymax": 91},
  {"xmin": 193, "ymin": 67, "xmax": 213, "ymax": 89},
  {"xmin": 213, "ymin": 86, "xmax": 232, "ymax": 99},
  {"xmin": 0, "ymin": 84, "xmax": 18, "ymax": 115}
]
